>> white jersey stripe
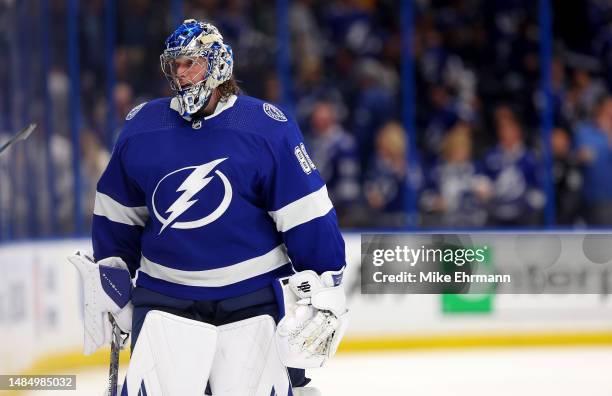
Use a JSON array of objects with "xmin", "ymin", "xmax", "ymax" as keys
[
  {"xmin": 268, "ymin": 185, "xmax": 333, "ymax": 232},
  {"xmin": 138, "ymin": 244, "xmax": 290, "ymax": 287},
  {"xmin": 94, "ymin": 192, "xmax": 149, "ymax": 227}
]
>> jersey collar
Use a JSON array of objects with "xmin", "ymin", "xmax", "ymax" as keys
[
  {"xmin": 204, "ymin": 95, "xmax": 238, "ymax": 120},
  {"xmin": 170, "ymin": 94, "xmax": 238, "ymax": 122}
]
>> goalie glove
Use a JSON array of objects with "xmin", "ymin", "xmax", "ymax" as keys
[
  {"xmin": 67, "ymin": 251, "xmax": 132, "ymax": 355},
  {"xmin": 274, "ymin": 269, "xmax": 349, "ymax": 368}
]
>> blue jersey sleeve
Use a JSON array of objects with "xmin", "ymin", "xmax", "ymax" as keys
[
  {"xmin": 92, "ymin": 138, "xmax": 148, "ymax": 276},
  {"xmin": 260, "ymin": 120, "xmax": 346, "ymax": 275}
]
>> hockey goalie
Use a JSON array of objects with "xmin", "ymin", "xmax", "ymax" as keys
[{"xmin": 68, "ymin": 19, "xmax": 349, "ymax": 396}]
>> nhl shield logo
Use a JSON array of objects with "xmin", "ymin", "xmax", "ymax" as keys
[
  {"xmin": 263, "ymin": 103, "xmax": 288, "ymax": 122},
  {"xmin": 126, "ymin": 102, "xmax": 147, "ymax": 120}
]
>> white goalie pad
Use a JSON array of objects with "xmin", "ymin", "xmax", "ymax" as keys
[
  {"xmin": 210, "ymin": 315, "xmax": 291, "ymax": 396},
  {"xmin": 121, "ymin": 310, "xmax": 217, "ymax": 396}
]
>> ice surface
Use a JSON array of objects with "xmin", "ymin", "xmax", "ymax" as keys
[{"xmin": 22, "ymin": 347, "xmax": 612, "ymax": 396}]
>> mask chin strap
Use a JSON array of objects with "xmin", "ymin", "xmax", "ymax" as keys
[
  {"xmin": 170, "ymin": 85, "xmax": 213, "ymax": 121},
  {"xmin": 170, "ymin": 97, "xmax": 192, "ymax": 121},
  {"xmin": 183, "ymin": 92, "xmax": 198, "ymax": 114}
]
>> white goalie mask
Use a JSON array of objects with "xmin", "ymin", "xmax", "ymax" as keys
[{"xmin": 160, "ymin": 19, "xmax": 234, "ymax": 120}]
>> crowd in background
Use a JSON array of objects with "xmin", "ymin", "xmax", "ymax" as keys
[{"xmin": 3, "ymin": 0, "xmax": 612, "ymax": 238}]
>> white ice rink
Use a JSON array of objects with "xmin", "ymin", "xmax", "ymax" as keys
[{"xmin": 23, "ymin": 347, "xmax": 612, "ymax": 396}]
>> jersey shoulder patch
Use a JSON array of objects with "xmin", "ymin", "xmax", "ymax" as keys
[
  {"xmin": 126, "ymin": 102, "xmax": 148, "ymax": 120},
  {"xmin": 262, "ymin": 103, "xmax": 288, "ymax": 122}
]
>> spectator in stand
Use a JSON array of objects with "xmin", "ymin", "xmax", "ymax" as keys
[
  {"xmin": 422, "ymin": 84, "xmax": 460, "ymax": 163},
  {"xmin": 483, "ymin": 111, "xmax": 544, "ymax": 226},
  {"xmin": 566, "ymin": 68, "xmax": 607, "ymax": 123},
  {"xmin": 551, "ymin": 127, "xmax": 582, "ymax": 225},
  {"xmin": 80, "ymin": 130, "xmax": 110, "ymax": 230},
  {"xmin": 364, "ymin": 121, "xmax": 418, "ymax": 227},
  {"xmin": 294, "ymin": 59, "xmax": 347, "ymax": 128},
  {"xmin": 550, "ymin": 58, "xmax": 569, "ymax": 126},
  {"xmin": 420, "ymin": 123, "xmax": 489, "ymax": 228},
  {"xmin": 114, "ymin": 82, "xmax": 136, "ymax": 121},
  {"xmin": 306, "ymin": 101, "xmax": 360, "ymax": 226},
  {"xmin": 92, "ymin": 82, "xmax": 138, "ymax": 147},
  {"xmin": 11, "ymin": 0, "xmax": 612, "ymax": 237},
  {"xmin": 80, "ymin": 0, "xmax": 105, "ymax": 81},
  {"xmin": 352, "ymin": 59, "xmax": 395, "ymax": 175},
  {"xmin": 576, "ymin": 96, "xmax": 612, "ymax": 225}
]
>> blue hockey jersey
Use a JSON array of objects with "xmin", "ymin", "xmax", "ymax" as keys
[{"xmin": 92, "ymin": 95, "xmax": 346, "ymax": 300}]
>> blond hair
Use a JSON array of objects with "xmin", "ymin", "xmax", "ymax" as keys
[
  {"xmin": 376, "ymin": 121, "xmax": 406, "ymax": 161},
  {"xmin": 442, "ymin": 124, "xmax": 471, "ymax": 161},
  {"xmin": 217, "ymin": 75, "xmax": 240, "ymax": 100}
]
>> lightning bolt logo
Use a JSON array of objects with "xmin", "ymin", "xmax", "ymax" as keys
[{"xmin": 152, "ymin": 158, "xmax": 232, "ymax": 234}]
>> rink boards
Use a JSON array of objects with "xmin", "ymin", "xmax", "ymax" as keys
[{"xmin": 1, "ymin": 235, "xmax": 612, "ymax": 375}]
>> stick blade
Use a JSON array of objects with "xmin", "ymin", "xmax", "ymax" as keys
[
  {"xmin": 0, "ymin": 123, "xmax": 37, "ymax": 155},
  {"xmin": 16, "ymin": 123, "xmax": 37, "ymax": 142}
]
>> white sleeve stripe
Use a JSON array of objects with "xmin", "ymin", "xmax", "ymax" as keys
[
  {"xmin": 138, "ymin": 244, "xmax": 290, "ymax": 287},
  {"xmin": 93, "ymin": 192, "xmax": 149, "ymax": 227},
  {"xmin": 268, "ymin": 185, "xmax": 334, "ymax": 232}
]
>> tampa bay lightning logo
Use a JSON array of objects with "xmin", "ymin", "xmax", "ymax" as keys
[
  {"xmin": 263, "ymin": 103, "xmax": 287, "ymax": 122},
  {"xmin": 152, "ymin": 158, "xmax": 232, "ymax": 234}
]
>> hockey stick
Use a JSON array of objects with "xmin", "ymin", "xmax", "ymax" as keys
[
  {"xmin": 0, "ymin": 123, "xmax": 36, "ymax": 156},
  {"xmin": 107, "ymin": 314, "xmax": 126, "ymax": 396}
]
